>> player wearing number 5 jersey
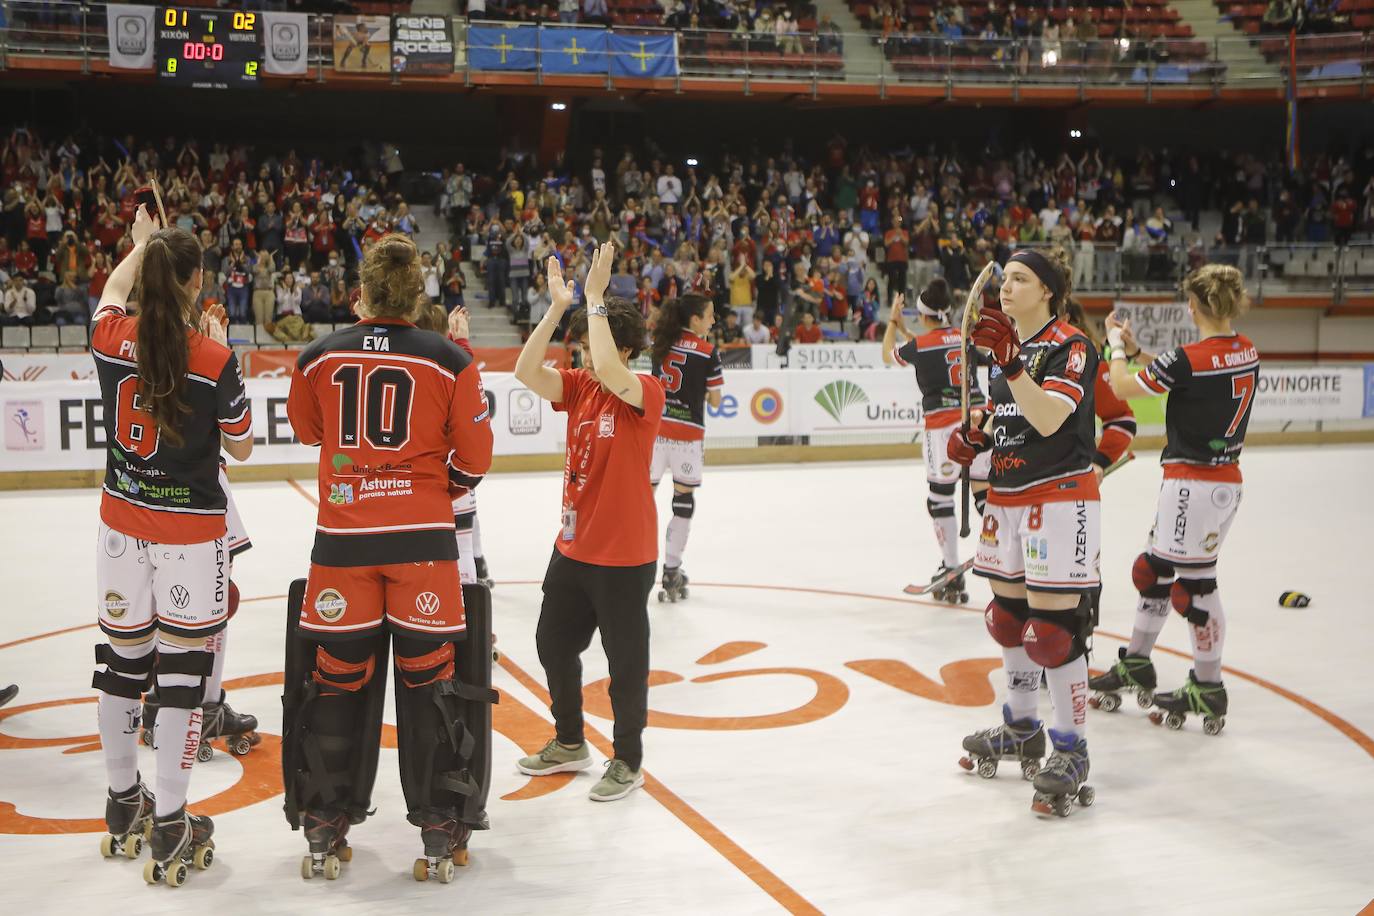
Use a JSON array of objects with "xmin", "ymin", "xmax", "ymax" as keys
[
  {"xmin": 89, "ymin": 207, "xmax": 252, "ymax": 882},
  {"xmin": 1093, "ymin": 264, "xmax": 1258, "ymax": 734},
  {"xmin": 285, "ymin": 235, "xmax": 494, "ymax": 876},
  {"xmin": 882, "ymin": 277, "xmax": 991, "ymax": 602},
  {"xmin": 649, "ymin": 293, "xmax": 723, "ymax": 601}
]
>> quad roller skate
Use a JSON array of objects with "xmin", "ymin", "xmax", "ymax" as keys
[
  {"xmin": 300, "ymin": 808, "xmax": 353, "ymax": 881},
  {"xmin": 408, "ymin": 807, "xmax": 472, "ymax": 884},
  {"xmin": 197, "ymin": 691, "xmax": 261, "ymax": 760},
  {"xmin": 1031, "ymin": 729, "xmax": 1094, "ymax": 817},
  {"xmin": 657, "ymin": 566, "xmax": 689, "ymax": 603},
  {"xmin": 1149, "ymin": 670, "xmax": 1228, "ymax": 735},
  {"xmin": 958, "ymin": 704, "xmax": 1046, "ymax": 780},
  {"xmin": 930, "ymin": 563, "xmax": 970, "ymax": 604},
  {"xmin": 474, "ymin": 556, "xmax": 494, "ymax": 590},
  {"xmin": 142, "ymin": 807, "xmax": 215, "ymax": 887},
  {"xmin": 100, "ymin": 779, "xmax": 155, "ymax": 860},
  {"xmin": 1088, "ymin": 647, "xmax": 1158, "ymax": 712}
]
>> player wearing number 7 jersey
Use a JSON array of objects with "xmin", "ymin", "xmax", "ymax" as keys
[
  {"xmin": 285, "ymin": 235, "xmax": 494, "ymax": 876},
  {"xmin": 1096, "ymin": 264, "xmax": 1258, "ymax": 733}
]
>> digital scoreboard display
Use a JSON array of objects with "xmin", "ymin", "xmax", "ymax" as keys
[{"xmin": 156, "ymin": 7, "xmax": 262, "ymax": 89}]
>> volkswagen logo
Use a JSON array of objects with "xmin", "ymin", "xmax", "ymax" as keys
[
  {"xmin": 170, "ymin": 585, "xmax": 191, "ymax": 609},
  {"xmin": 415, "ymin": 592, "xmax": 441, "ymax": 616}
]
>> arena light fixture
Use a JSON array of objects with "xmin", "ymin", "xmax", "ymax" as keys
[
  {"xmin": 686, "ymin": 157, "xmax": 699, "ymax": 167},
  {"xmin": 550, "ymin": 102, "xmax": 567, "ymax": 111},
  {"xmin": 1069, "ymin": 129, "xmax": 1082, "ymax": 139}
]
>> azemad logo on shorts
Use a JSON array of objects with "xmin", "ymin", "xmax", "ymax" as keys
[{"xmin": 315, "ymin": 589, "xmax": 348, "ymax": 621}]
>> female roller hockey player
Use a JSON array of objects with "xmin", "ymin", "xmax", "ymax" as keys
[
  {"xmin": 1090, "ymin": 264, "xmax": 1258, "ymax": 735},
  {"xmin": 948, "ymin": 246, "xmax": 1101, "ymax": 817},
  {"xmin": 285, "ymin": 234, "xmax": 494, "ymax": 882},
  {"xmin": 882, "ymin": 278, "xmax": 991, "ymax": 603},
  {"xmin": 649, "ymin": 293, "xmax": 723, "ymax": 602},
  {"xmin": 89, "ymin": 205, "xmax": 253, "ymax": 884},
  {"xmin": 513, "ymin": 244, "xmax": 664, "ymax": 802}
]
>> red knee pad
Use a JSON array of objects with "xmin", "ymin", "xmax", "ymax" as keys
[
  {"xmin": 1132, "ymin": 552, "xmax": 1173, "ymax": 594},
  {"xmin": 313, "ymin": 646, "xmax": 376, "ymax": 693},
  {"xmin": 226, "ymin": 580, "xmax": 240, "ymax": 621},
  {"xmin": 1021, "ymin": 617, "xmax": 1076, "ymax": 668},
  {"xmin": 984, "ymin": 599, "xmax": 1026, "ymax": 648},
  {"xmin": 1171, "ymin": 578, "xmax": 1215, "ymax": 627},
  {"xmin": 396, "ymin": 642, "xmax": 455, "ymax": 688}
]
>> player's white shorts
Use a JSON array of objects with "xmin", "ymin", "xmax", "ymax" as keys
[
  {"xmin": 1148, "ymin": 478, "xmax": 1242, "ymax": 568},
  {"xmin": 974, "ymin": 499, "xmax": 1101, "ymax": 593},
  {"xmin": 97, "ymin": 522, "xmax": 230, "ymax": 642},
  {"xmin": 651, "ymin": 436, "xmax": 704, "ymax": 487},
  {"xmin": 924, "ymin": 423, "xmax": 991, "ymax": 484},
  {"xmin": 220, "ymin": 467, "xmax": 251, "ymax": 559}
]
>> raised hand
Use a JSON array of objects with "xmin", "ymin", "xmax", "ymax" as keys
[
  {"xmin": 546, "ymin": 255, "xmax": 576, "ymax": 318},
  {"xmin": 584, "ymin": 240, "xmax": 616, "ymax": 303},
  {"xmin": 130, "ymin": 204, "xmax": 156, "ymax": 247}
]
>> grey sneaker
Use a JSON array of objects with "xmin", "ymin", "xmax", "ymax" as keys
[
  {"xmin": 588, "ymin": 759, "xmax": 644, "ymax": 802},
  {"xmin": 516, "ymin": 738, "xmax": 593, "ymax": 776}
]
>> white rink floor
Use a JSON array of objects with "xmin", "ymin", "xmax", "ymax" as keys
[{"xmin": 1, "ymin": 446, "xmax": 1372, "ymax": 915}]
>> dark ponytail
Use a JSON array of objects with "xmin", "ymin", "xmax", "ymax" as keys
[
  {"xmin": 920, "ymin": 276, "xmax": 951, "ymax": 314},
  {"xmin": 136, "ymin": 228, "xmax": 202, "ymax": 447},
  {"xmin": 650, "ymin": 292, "xmax": 711, "ymax": 368}
]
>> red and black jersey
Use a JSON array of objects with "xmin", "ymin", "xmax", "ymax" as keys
[
  {"xmin": 1135, "ymin": 333, "xmax": 1259, "ymax": 482},
  {"xmin": 1092, "ymin": 361, "xmax": 1136, "ymax": 469},
  {"xmin": 986, "ymin": 318, "xmax": 1100, "ymax": 506},
  {"xmin": 287, "ymin": 317, "xmax": 494, "ymax": 567},
  {"xmin": 893, "ymin": 326, "xmax": 987, "ymax": 429},
  {"xmin": 91, "ymin": 302, "xmax": 252, "ymax": 544},
  {"xmin": 652, "ymin": 331, "xmax": 723, "ymax": 441}
]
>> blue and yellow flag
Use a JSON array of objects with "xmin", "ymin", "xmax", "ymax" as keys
[
  {"xmin": 469, "ymin": 24, "xmax": 537, "ymax": 71},
  {"xmin": 609, "ymin": 32, "xmax": 678, "ymax": 77},
  {"xmin": 538, "ymin": 26, "xmax": 607, "ymax": 74}
]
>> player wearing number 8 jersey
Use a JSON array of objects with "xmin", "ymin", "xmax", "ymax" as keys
[
  {"xmin": 1094, "ymin": 264, "xmax": 1258, "ymax": 732},
  {"xmin": 89, "ymin": 206, "xmax": 251, "ymax": 880},
  {"xmin": 649, "ymin": 293, "xmax": 723, "ymax": 600},
  {"xmin": 285, "ymin": 235, "xmax": 494, "ymax": 872}
]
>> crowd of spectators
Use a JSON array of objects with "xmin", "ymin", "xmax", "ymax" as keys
[
  {"xmin": 437, "ymin": 134, "xmax": 1374, "ymax": 345},
  {"xmin": 1261, "ymin": 0, "xmax": 1353, "ymax": 33}
]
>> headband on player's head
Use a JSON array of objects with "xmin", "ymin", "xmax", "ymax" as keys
[
  {"xmin": 915, "ymin": 294, "xmax": 946, "ymax": 317},
  {"xmin": 1008, "ymin": 248, "xmax": 1065, "ymax": 303}
]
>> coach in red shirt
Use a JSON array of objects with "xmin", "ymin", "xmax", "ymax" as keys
[{"xmin": 513, "ymin": 242, "xmax": 664, "ymax": 803}]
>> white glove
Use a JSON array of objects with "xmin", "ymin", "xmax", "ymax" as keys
[{"xmin": 1106, "ymin": 326, "xmax": 1124, "ymax": 349}]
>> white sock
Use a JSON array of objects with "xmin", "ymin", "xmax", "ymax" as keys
[
  {"xmin": 1126, "ymin": 572, "xmax": 1173, "ymax": 656},
  {"xmin": 1046, "ymin": 657, "xmax": 1089, "ymax": 738},
  {"xmin": 456, "ymin": 526, "xmax": 476, "ymax": 584},
  {"xmin": 96, "ymin": 641, "xmax": 153, "ymax": 793},
  {"xmin": 1182, "ymin": 573, "xmax": 1226, "ymax": 682},
  {"xmin": 933, "ymin": 513, "xmax": 960, "ymax": 568},
  {"xmin": 204, "ymin": 629, "xmax": 226, "ymax": 705},
  {"xmin": 1002, "ymin": 646, "xmax": 1041, "ymax": 722},
  {"xmin": 470, "ymin": 513, "xmax": 484, "ymax": 559},
  {"xmin": 152, "ymin": 640, "xmax": 205, "ymax": 817},
  {"xmin": 665, "ymin": 516, "xmax": 692, "ymax": 569}
]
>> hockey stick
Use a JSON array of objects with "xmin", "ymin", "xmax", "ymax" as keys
[
  {"xmin": 150, "ymin": 176, "xmax": 168, "ymax": 228},
  {"xmin": 958, "ymin": 260, "xmax": 998, "ymax": 539},
  {"xmin": 904, "ymin": 450, "xmax": 1136, "ymax": 596}
]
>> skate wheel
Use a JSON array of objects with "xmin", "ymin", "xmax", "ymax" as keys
[
  {"xmin": 167, "ymin": 862, "xmax": 188, "ymax": 887},
  {"xmin": 1054, "ymin": 795, "xmax": 1072, "ymax": 818},
  {"xmin": 679, "ymin": 588, "xmax": 689, "ymax": 599},
  {"xmin": 143, "ymin": 860, "xmax": 161, "ymax": 885},
  {"xmin": 957, "ymin": 756, "xmax": 974, "ymax": 772},
  {"xmin": 1165, "ymin": 712, "xmax": 1185, "ymax": 731},
  {"xmin": 1098, "ymin": 692, "xmax": 1121, "ymax": 713},
  {"xmin": 976, "ymin": 758, "xmax": 997, "ymax": 779},
  {"xmin": 124, "ymin": 835, "xmax": 143, "ymax": 859},
  {"xmin": 196, "ymin": 742, "xmax": 214, "ymax": 763},
  {"xmin": 193, "ymin": 844, "xmax": 213, "ymax": 870},
  {"xmin": 957, "ymin": 592, "xmax": 969, "ymax": 604},
  {"xmin": 100, "ymin": 835, "xmax": 117, "ymax": 858},
  {"xmin": 413, "ymin": 858, "xmax": 430, "ymax": 882},
  {"xmin": 229, "ymin": 735, "xmax": 252, "ymax": 756},
  {"xmin": 1030, "ymin": 794, "xmax": 1052, "ymax": 816},
  {"xmin": 140, "ymin": 730, "xmax": 154, "ymax": 748},
  {"xmin": 1136, "ymin": 690, "xmax": 1154, "ymax": 709},
  {"xmin": 1202, "ymin": 717, "xmax": 1224, "ymax": 736},
  {"xmin": 454, "ymin": 848, "xmax": 469, "ymax": 867},
  {"xmin": 437, "ymin": 858, "xmax": 455, "ymax": 884},
  {"xmin": 337, "ymin": 844, "xmax": 353, "ymax": 862},
  {"xmin": 657, "ymin": 590, "xmax": 666, "ymax": 602},
  {"xmin": 1019, "ymin": 759, "xmax": 1040, "ymax": 781},
  {"xmin": 1149, "ymin": 711, "xmax": 1165, "ymax": 726},
  {"xmin": 301, "ymin": 856, "xmax": 314, "ymax": 880},
  {"xmin": 1077, "ymin": 785, "xmax": 1095, "ymax": 807},
  {"xmin": 323, "ymin": 855, "xmax": 341, "ymax": 880}
]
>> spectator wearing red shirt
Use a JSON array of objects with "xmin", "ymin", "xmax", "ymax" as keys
[
  {"xmin": 883, "ymin": 215, "xmax": 910, "ymax": 305},
  {"xmin": 12, "ymin": 240, "xmax": 37, "ymax": 278},
  {"xmin": 1332, "ymin": 190, "xmax": 1357, "ymax": 246},
  {"xmin": 513, "ymin": 244, "xmax": 665, "ymax": 803},
  {"xmin": 794, "ymin": 311, "xmax": 824, "ymax": 343}
]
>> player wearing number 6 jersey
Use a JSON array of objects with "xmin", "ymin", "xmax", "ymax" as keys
[
  {"xmin": 285, "ymin": 234, "xmax": 494, "ymax": 877},
  {"xmin": 1094, "ymin": 264, "xmax": 1258, "ymax": 734},
  {"xmin": 89, "ymin": 206, "xmax": 251, "ymax": 882},
  {"xmin": 649, "ymin": 293, "xmax": 723, "ymax": 602}
]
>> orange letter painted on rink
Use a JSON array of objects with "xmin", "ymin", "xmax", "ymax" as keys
[{"xmin": 845, "ymin": 658, "xmax": 1004, "ymax": 707}]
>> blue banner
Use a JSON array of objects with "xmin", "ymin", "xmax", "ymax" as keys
[
  {"xmin": 538, "ymin": 26, "xmax": 607, "ymax": 74},
  {"xmin": 469, "ymin": 24, "xmax": 537, "ymax": 71},
  {"xmin": 1364, "ymin": 364, "xmax": 1374, "ymax": 418},
  {"xmin": 609, "ymin": 33, "xmax": 677, "ymax": 78}
]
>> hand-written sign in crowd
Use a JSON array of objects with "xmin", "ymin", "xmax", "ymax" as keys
[{"xmin": 1113, "ymin": 302, "xmax": 1198, "ymax": 353}]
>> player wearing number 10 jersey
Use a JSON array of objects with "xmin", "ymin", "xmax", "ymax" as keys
[{"xmin": 1098, "ymin": 263, "xmax": 1259, "ymax": 731}]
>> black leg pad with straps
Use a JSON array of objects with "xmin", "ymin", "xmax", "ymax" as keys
[
  {"xmin": 153, "ymin": 648, "xmax": 214, "ymax": 709},
  {"xmin": 91, "ymin": 643, "xmax": 155, "ymax": 699}
]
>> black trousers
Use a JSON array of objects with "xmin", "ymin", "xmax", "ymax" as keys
[{"xmin": 536, "ymin": 549, "xmax": 655, "ymax": 771}]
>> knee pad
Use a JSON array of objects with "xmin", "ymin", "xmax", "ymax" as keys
[
  {"xmin": 926, "ymin": 481, "xmax": 956, "ymax": 519},
  {"xmin": 1132, "ymin": 552, "xmax": 1175, "ymax": 598},
  {"xmin": 984, "ymin": 597, "xmax": 1031, "ymax": 648},
  {"xmin": 226, "ymin": 580, "xmax": 240, "ymax": 621},
  {"xmin": 153, "ymin": 647, "xmax": 214, "ymax": 709},
  {"xmin": 91, "ymin": 643, "xmax": 155, "ymax": 699},
  {"xmin": 1021, "ymin": 610, "xmax": 1091, "ymax": 668},
  {"xmin": 671, "ymin": 490, "xmax": 695, "ymax": 519},
  {"xmin": 313, "ymin": 644, "xmax": 378, "ymax": 695},
  {"xmin": 1171, "ymin": 576, "xmax": 1217, "ymax": 627},
  {"xmin": 974, "ymin": 489, "xmax": 988, "ymax": 516}
]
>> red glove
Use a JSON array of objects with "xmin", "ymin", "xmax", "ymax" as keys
[
  {"xmin": 948, "ymin": 425, "xmax": 991, "ymax": 466},
  {"xmin": 971, "ymin": 309, "xmax": 1025, "ymax": 380}
]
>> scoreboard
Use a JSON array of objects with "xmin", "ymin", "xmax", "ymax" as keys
[{"xmin": 155, "ymin": 7, "xmax": 262, "ymax": 89}]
